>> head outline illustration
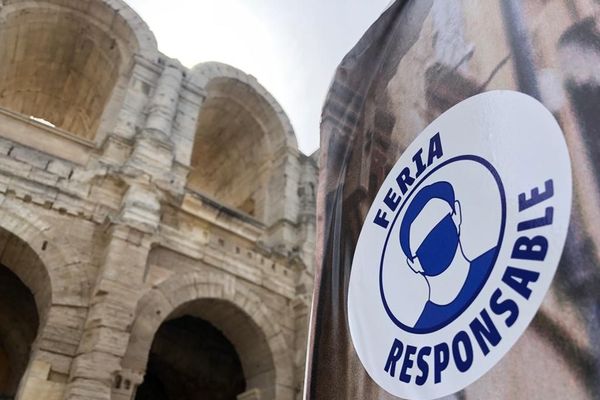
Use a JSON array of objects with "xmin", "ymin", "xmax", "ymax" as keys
[{"xmin": 399, "ymin": 181, "xmax": 463, "ymax": 277}]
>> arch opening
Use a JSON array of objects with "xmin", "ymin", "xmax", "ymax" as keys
[
  {"xmin": 0, "ymin": 7, "xmax": 123, "ymax": 140},
  {"xmin": 188, "ymin": 78, "xmax": 278, "ymax": 221},
  {"xmin": 135, "ymin": 315, "xmax": 246, "ymax": 400},
  {"xmin": 0, "ymin": 264, "xmax": 40, "ymax": 399},
  {"xmin": 133, "ymin": 297, "xmax": 276, "ymax": 400}
]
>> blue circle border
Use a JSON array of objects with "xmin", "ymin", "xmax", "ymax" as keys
[{"xmin": 378, "ymin": 154, "xmax": 507, "ymax": 334}]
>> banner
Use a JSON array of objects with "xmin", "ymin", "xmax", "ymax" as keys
[{"xmin": 307, "ymin": 1, "xmax": 600, "ymax": 399}]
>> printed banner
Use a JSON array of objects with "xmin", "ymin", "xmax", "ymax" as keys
[{"xmin": 307, "ymin": 1, "xmax": 600, "ymax": 399}]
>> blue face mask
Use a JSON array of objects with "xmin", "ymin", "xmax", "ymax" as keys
[{"xmin": 414, "ymin": 213, "xmax": 459, "ymax": 277}]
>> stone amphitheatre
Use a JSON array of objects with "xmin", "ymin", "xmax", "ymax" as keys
[{"xmin": 0, "ymin": 1, "xmax": 317, "ymax": 399}]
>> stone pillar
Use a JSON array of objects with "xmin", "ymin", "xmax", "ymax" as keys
[
  {"xmin": 263, "ymin": 147, "xmax": 302, "ymax": 252},
  {"xmin": 126, "ymin": 61, "xmax": 183, "ymax": 178},
  {"xmin": 65, "ymin": 218, "xmax": 155, "ymax": 400},
  {"xmin": 102, "ymin": 57, "xmax": 157, "ymax": 166},
  {"xmin": 65, "ymin": 57, "xmax": 177, "ymax": 400},
  {"xmin": 144, "ymin": 63, "xmax": 183, "ymax": 137}
]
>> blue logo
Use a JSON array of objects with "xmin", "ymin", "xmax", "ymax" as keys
[{"xmin": 379, "ymin": 156, "xmax": 506, "ymax": 334}]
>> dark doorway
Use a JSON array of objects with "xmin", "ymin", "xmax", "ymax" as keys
[
  {"xmin": 0, "ymin": 264, "xmax": 39, "ymax": 399},
  {"xmin": 135, "ymin": 315, "xmax": 246, "ymax": 400}
]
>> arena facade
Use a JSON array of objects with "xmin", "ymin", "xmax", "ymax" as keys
[{"xmin": 0, "ymin": 1, "xmax": 317, "ymax": 399}]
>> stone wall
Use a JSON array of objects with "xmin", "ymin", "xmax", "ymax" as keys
[{"xmin": 0, "ymin": 1, "xmax": 317, "ymax": 399}]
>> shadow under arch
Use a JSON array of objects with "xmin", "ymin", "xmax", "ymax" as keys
[
  {"xmin": 122, "ymin": 271, "xmax": 293, "ymax": 400},
  {"xmin": 0, "ymin": 259, "xmax": 39, "ymax": 398}
]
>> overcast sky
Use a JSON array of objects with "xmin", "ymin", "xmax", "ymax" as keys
[{"xmin": 126, "ymin": 0, "xmax": 389, "ymax": 154}]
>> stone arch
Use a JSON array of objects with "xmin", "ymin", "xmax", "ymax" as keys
[
  {"xmin": 0, "ymin": 202, "xmax": 89, "ymax": 317},
  {"xmin": 122, "ymin": 271, "xmax": 293, "ymax": 400},
  {"xmin": 0, "ymin": 0, "xmax": 160, "ymax": 61},
  {"xmin": 0, "ymin": 202, "xmax": 89, "ymax": 397},
  {"xmin": 0, "ymin": 0, "xmax": 159, "ymax": 141},
  {"xmin": 191, "ymin": 62, "xmax": 297, "ymax": 150},
  {"xmin": 186, "ymin": 62, "xmax": 298, "ymax": 223}
]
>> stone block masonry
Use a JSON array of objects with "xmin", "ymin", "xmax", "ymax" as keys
[{"xmin": 0, "ymin": 1, "xmax": 317, "ymax": 399}]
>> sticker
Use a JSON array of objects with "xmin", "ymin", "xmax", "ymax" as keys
[{"xmin": 347, "ymin": 91, "xmax": 572, "ymax": 399}]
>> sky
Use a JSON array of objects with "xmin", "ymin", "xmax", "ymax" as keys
[{"xmin": 126, "ymin": 0, "xmax": 390, "ymax": 155}]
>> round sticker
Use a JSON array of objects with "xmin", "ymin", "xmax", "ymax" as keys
[{"xmin": 347, "ymin": 91, "xmax": 572, "ymax": 399}]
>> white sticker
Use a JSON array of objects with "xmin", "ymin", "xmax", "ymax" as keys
[{"xmin": 347, "ymin": 91, "xmax": 572, "ymax": 399}]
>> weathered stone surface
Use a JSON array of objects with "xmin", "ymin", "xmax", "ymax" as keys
[
  {"xmin": 0, "ymin": 1, "xmax": 316, "ymax": 400},
  {"xmin": 18, "ymin": 361, "xmax": 66, "ymax": 400}
]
